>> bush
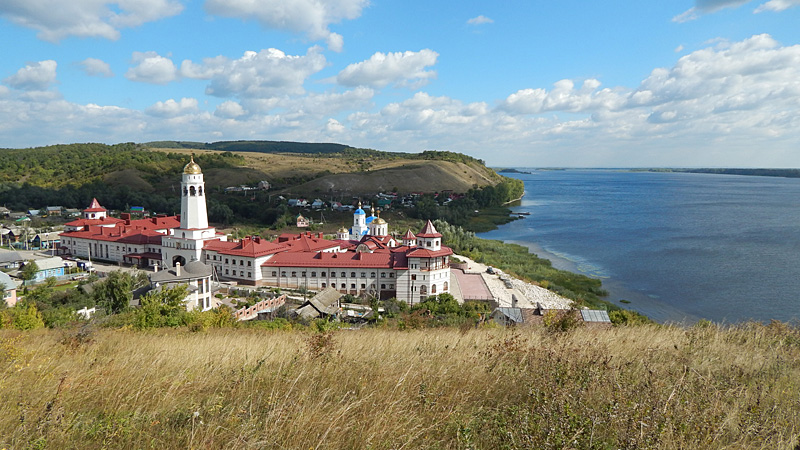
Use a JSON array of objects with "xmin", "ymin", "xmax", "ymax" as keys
[{"xmin": 542, "ymin": 309, "xmax": 583, "ymax": 333}]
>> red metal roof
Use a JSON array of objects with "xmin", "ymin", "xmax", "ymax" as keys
[
  {"xmin": 204, "ymin": 236, "xmax": 286, "ymax": 257},
  {"xmin": 416, "ymin": 220, "xmax": 442, "ymax": 238},
  {"xmin": 83, "ymin": 198, "xmax": 107, "ymax": 213},
  {"xmin": 65, "ymin": 217, "xmax": 124, "ymax": 228},
  {"xmin": 262, "ymin": 250, "xmax": 400, "ymax": 269},
  {"xmin": 406, "ymin": 247, "xmax": 453, "ymax": 258}
]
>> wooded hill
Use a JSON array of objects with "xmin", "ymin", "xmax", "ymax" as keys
[{"xmin": 0, "ymin": 142, "xmax": 507, "ymax": 224}]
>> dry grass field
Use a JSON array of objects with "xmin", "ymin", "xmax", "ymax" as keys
[
  {"xmin": 149, "ymin": 148, "xmax": 500, "ymax": 195},
  {"xmin": 2, "ymin": 323, "xmax": 800, "ymax": 449}
]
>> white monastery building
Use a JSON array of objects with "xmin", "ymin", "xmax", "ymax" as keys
[{"xmin": 59, "ymin": 157, "xmax": 452, "ymax": 305}]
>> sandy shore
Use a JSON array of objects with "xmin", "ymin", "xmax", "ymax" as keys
[{"xmin": 453, "ymin": 254, "xmax": 573, "ymax": 309}]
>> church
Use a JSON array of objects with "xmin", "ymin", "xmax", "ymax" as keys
[{"xmin": 59, "ymin": 157, "xmax": 452, "ymax": 306}]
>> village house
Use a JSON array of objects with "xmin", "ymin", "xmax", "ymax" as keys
[{"xmin": 0, "ymin": 271, "xmax": 18, "ymax": 307}]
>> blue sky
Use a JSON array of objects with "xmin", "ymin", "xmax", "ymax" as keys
[{"xmin": 1, "ymin": 0, "xmax": 800, "ymax": 167}]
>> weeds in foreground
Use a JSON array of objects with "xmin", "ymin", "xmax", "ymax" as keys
[{"xmin": 1, "ymin": 324, "xmax": 800, "ymax": 449}]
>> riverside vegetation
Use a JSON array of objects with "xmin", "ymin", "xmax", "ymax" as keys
[{"xmin": 2, "ymin": 322, "xmax": 800, "ymax": 449}]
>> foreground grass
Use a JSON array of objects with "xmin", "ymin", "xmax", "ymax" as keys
[{"xmin": 2, "ymin": 323, "xmax": 800, "ymax": 449}]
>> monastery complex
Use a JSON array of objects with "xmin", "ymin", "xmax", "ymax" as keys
[{"xmin": 59, "ymin": 157, "xmax": 453, "ymax": 308}]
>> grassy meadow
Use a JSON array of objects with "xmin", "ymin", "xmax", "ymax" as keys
[{"xmin": 2, "ymin": 323, "xmax": 800, "ymax": 449}]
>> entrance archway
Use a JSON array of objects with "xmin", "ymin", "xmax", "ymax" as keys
[{"xmin": 172, "ymin": 255, "xmax": 186, "ymax": 267}]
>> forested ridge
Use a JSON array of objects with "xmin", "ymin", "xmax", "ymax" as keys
[{"xmin": 0, "ymin": 143, "xmax": 515, "ymax": 230}]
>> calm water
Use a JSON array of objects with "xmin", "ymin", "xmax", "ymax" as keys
[{"xmin": 480, "ymin": 170, "xmax": 800, "ymax": 324}]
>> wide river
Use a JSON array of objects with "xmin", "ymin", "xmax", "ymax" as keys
[{"xmin": 480, "ymin": 169, "xmax": 800, "ymax": 324}]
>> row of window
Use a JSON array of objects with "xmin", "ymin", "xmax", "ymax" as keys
[
  {"xmin": 272, "ymin": 270, "xmax": 394, "ymax": 278},
  {"xmin": 222, "ymin": 268, "xmax": 252, "ymax": 278},
  {"xmin": 207, "ymin": 254, "xmax": 252, "ymax": 266},
  {"xmin": 318, "ymin": 283, "xmax": 396, "ymax": 290}
]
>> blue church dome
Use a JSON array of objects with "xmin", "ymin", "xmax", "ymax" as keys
[{"xmin": 354, "ymin": 207, "xmax": 365, "ymax": 215}]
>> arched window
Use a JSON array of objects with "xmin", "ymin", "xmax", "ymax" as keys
[
  {"xmin": 190, "ymin": 186, "xmax": 196, "ymax": 196},
  {"xmin": 432, "ymin": 284, "xmax": 437, "ymax": 294},
  {"xmin": 443, "ymin": 281, "xmax": 449, "ymax": 291},
  {"xmin": 183, "ymin": 187, "xmax": 188, "ymax": 196},
  {"xmin": 321, "ymin": 283, "xmax": 327, "ymax": 288},
  {"xmin": 199, "ymin": 186, "xmax": 203, "ymax": 196},
  {"xmin": 420, "ymin": 285, "xmax": 427, "ymax": 295}
]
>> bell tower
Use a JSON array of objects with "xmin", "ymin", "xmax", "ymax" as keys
[
  {"xmin": 180, "ymin": 156, "xmax": 208, "ymax": 230},
  {"xmin": 162, "ymin": 156, "xmax": 224, "ymax": 267}
]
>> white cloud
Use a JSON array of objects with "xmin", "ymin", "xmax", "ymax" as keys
[
  {"xmin": 754, "ymin": 0, "xmax": 800, "ymax": 11},
  {"xmin": 467, "ymin": 15, "xmax": 493, "ymax": 25},
  {"xmin": 146, "ymin": 97, "xmax": 198, "ymax": 117},
  {"xmin": 125, "ymin": 51, "xmax": 178, "ymax": 84},
  {"xmin": 325, "ymin": 118, "xmax": 345, "ymax": 133},
  {"xmin": 3, "ymin": 60, "xmax": 57, "ymax": 91},
  {"xmin": 204, "ymin": 0, "xmax": 368, "ymax": 52},
  {"xmin": 0, "ymin": 0, "xmax": 183, "ymax": 42},
  {"xmin": 79, "ymin": 58, "xmax": 114, "ymax": 77},
  {"xmin": 675, "ymin": 0, "xmax": 800, "ymax": 21},
  {"xmin": 336, "ymin": 49, "xmax": 438, "ymax": 88},
  {"xmin": 200, "ymin": 47, "xmax": 327, "ymax": 98},
  {"xmin": 3, "ymin": 35, "xmax": 800, "ymax": 168},
  {"xmin": 499, "ymin": 79, "xmax": 625, "ymax": 114},
  {"xmin": 214, "ymin": 100, "xmax": 246, "ymax": 118}
]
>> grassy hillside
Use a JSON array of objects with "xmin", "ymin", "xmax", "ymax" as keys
[
  {"xmin": 151, "ymin": 147, "xmax": 501, "ymax": 195},
  {"xmin": 2, "ymin": 323, "xmax": 799, "ymax": 449}
]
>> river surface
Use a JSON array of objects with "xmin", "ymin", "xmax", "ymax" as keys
[{"xmin": 480, "ymin": 169, "xmax": 800, "ymax": 324}]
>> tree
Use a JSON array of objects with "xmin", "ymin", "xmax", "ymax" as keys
[
  {"xmin": 13, "ymin": 303, "xmax": 45, "ymax": 330},
  {"xmin": 94, "ymin": 271, "xmax": 147, "ymax": 314},
  {"xmin": 20, "ymin": 261, "xmax": 39, "ymax": 282}
]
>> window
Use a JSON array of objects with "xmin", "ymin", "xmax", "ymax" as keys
[
  {"xmin": 341, "ymin": 272, "xmax": 346, "ymax": 277},
  {"xmin": 225, "ymin": 258, "xmax": 229, "ymax": 264},
  {"xmin": 240, "ymin": 260, "xmax": 244, "ymax": 266},
  {"xmin": 360, "ymin": 272, "xmax": 366, "ymax": 278},
  {"xmin": 389, "ymin": 273, "xmax": 394, "ymax": 278},
  {"xmin": 321, "ymin": 272, "xmax": 326, "ymax": 277},
  {"xmin": 240, "ymin": 271, "xmax": 244, "ymax": 276},
  {"xmin": 225, "ymin": 269, "xmax": 229, "ymax": 275},
  {"xmin": 443, "ymin": 281, "xmax": 449, "ymax": 291},
  {"xmin": 361, "ymin": 283, "xmax": 366, "ymax": 289},
  {"xmin": 381, "ymin": 284, "xmax": 386, "ymax": 289},
  {"xmin": 281, "ymin": 271, "xmax": 286, "ymax": 277},
  {"xmin": 247, "ymin": 272, "xmax": 251, "ymax": 278},
  {"xmin": 370, "ymin": 272, "xmax": 375, "ymax": 278},
  {"xmin": 321, "ymin": 283, "xmax": 327, "ymax": 288},
  {"xmin": 291, "ymin": 271, "xmax": 297, "ymax": 277},
  {"xmin": 381, "ymin": 273, "xmax": 386, "ymax": 278},
  {"xmin": 247, "ymin": 261, "xmax": 251, "ymax": 266},
  {"xmin": 311, "ymin": 271, "xmax": 316, "ymax": 277},
  {"xmin": 302, "ymin": 271, "xmax": 306, "ymax": 277},
  {"xmin": 272, "ymin": 271, "xmax": 277, "ymax": 276},
  {"xmin": 350, "ymin": 283, "xmax": 356, "ymax": 289},
  {"xmin": 432, "ymin": 284, "xmax": 437, "ymax": 293},
  {"xmin": 411, "ymin": 275, "xmax": 416, "ymax": 281},
  {"xmin": 390, "ymin": 284, "xmax": 394, "ymax": 289},
  {"xmin": 350, "ymin": 272, "xmax": 356, "ymax": 277}
]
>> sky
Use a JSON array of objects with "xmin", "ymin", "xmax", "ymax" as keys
[{"xmin": 1, "ymin": 0, "xmax": 800, "ymax": 167}]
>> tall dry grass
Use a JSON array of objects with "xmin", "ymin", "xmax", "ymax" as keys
[{"xmin": 2, "ymin": 322, "xmax": 800, "ymax": 449}]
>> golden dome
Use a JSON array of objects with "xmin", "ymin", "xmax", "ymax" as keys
[
  {"xmin": 373, "ymin": 210, "xmax": 387, "ymax": 225},
  {"xmin": 183, "ymin": 155, "xmax": 202, "ymax": 174}
]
